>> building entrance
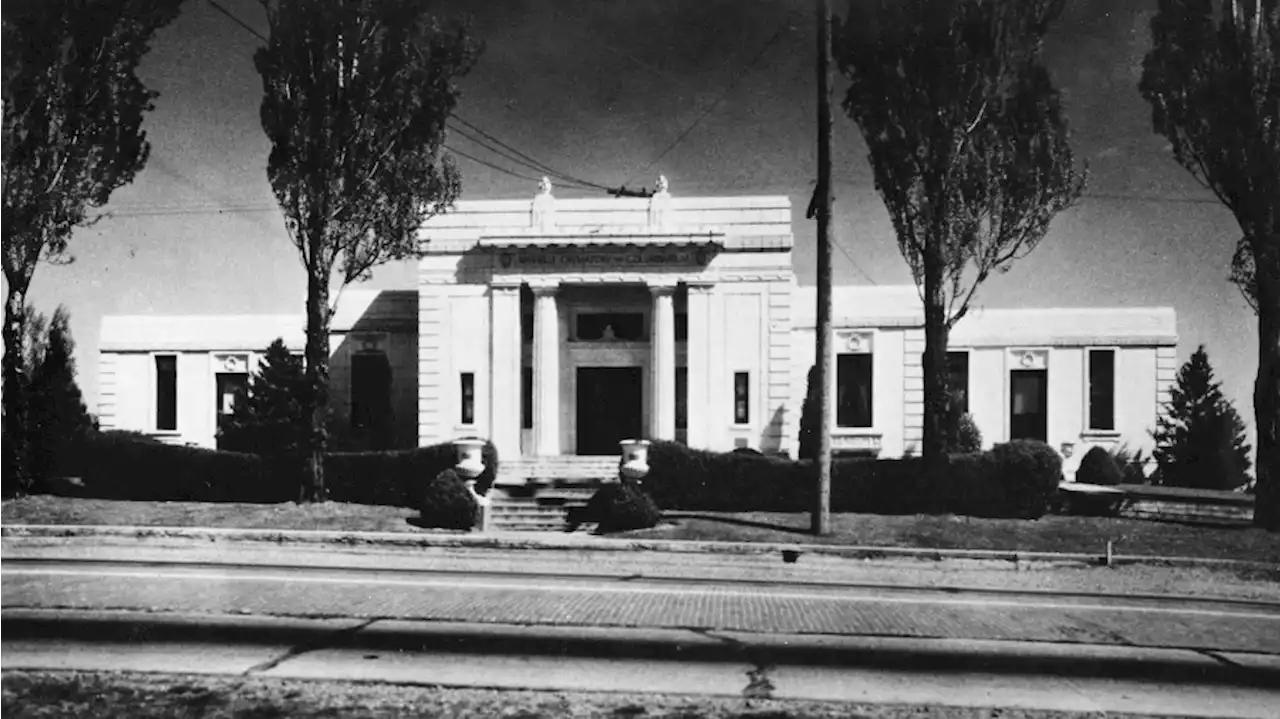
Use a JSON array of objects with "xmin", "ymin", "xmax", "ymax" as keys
[{"xmin": 576, "ymin": 367, "xmax": 643, "ymax": 455}]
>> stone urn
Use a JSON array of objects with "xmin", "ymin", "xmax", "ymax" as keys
[
  {"xmin": 619, "ymin": 439, "xmax": 651, "ymax": 480},
  {"xmin": 453, "ymin": 438, "xmax": 486, "ymax": 480}
]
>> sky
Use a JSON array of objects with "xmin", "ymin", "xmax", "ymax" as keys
[{"xmin": 12, "ymin": 0, "xmax": 1258, "ymax": 451}]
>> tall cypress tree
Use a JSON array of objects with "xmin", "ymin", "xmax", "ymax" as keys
[{"xmin": 1151, "ymin": 345, "xmax": 1253, "ymax": 491}]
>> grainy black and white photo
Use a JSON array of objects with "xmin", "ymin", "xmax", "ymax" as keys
[{"xmin": 2, "ymin": 0, "xmax": 1278, "ymax": 717}]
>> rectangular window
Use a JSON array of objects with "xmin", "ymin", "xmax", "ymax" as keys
[
  {"xmin": 155, "ymin": 355, "xmax": 177, "ymax": 431},
  {"xmin": 522, "ymin": 366, "xmax": 533, "ymax": 429},
  {"xmin": 575, "ymin": 312, "xmax": 645, "ymax": 341},
  {"xmin": 350, "ymin": 353, "xmax": 392, "ymax": 430},
  {"xmin": 1010, "ymin": 369, "xmax": 1049, "ymax": 441},
  {"xmin": 1088, "ymin": 349, "xmax": 1116, "ymax": 431},
  {"xmin": 460, "ymin": 372, "xmax": 475, "ymax": 425},
  {"xmin": 836, "ymin": 353, "xmax": 873, "ymax": 428},
  {"xmin": 733, "ymin": 372, "xmax": 750, "ymax": 425},
  {"xmin": 947, "ymin": 351, "xmax": 970, "ymax": 415},
  {"xmin": 676, "ymin": 367, "xmax": 688, "ymax": 430}
]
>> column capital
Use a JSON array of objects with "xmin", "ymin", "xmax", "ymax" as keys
[
  {"xmin": 647, "ymin": 279, "xmax": 678, "ymax": 296},
  {"xmin": 490, "ymin": 280, "xmax": 522, "ymax": 292},
  {"xmin": 684, "ymin": 280, "xmax": 715, "ymax": 294},
  {"xmin": 529, "ymin": 280, "xmax": 560, "ymax": 296}
]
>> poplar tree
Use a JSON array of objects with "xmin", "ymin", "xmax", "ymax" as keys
[
  {"xmin": 1139, "ymin": 0, "xmax": 1279, "ymax": 528},
  {"xmin": 2, "ymin": 0, "xmax": 180, "ymax": 493},
  {"xmin": 834, "ymin": 0, "xmax": 1085, "ymax": 488},
  {"xmin": 255, "ymin": 0, "xmax": 479, "ymax": 500}
]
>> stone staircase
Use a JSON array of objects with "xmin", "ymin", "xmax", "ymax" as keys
[{"xmin": 488, "ymin": 456, "xmax": 621, "ymax": 532}]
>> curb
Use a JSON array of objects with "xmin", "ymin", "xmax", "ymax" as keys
[
  {"xmin": 5, "ymin": 608, "xmax": 1278, "ymax": 687},
  {"xmin": 3, "ymin": 523, "xmax": 1277, "ymax": 573}
]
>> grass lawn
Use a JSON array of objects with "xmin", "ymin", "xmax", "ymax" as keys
[
  {"xmin": 5, "ymin": 494, "xmax": 1278, "ymax": 563},
  {"xmin": 0, "ymin": 670, "xmax": 1158, "ymax": 719}
]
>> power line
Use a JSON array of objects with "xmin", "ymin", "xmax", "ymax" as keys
[
  {"xmin": 624, "ymin": 15, "xmax": 795, "ymax": 187},
  {"xmin": 207, "ymin": 0, "xmax": 266, "ymax": 42},
  {"xmin": 449, "ymin": 116, "xmax": 611, "ymax": 191}
]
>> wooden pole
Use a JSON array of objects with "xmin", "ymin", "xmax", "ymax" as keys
[{"xmin": 812, "ymin": 0, "xmax": 834, "ymax": 536}]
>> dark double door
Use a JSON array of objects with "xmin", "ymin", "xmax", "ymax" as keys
[{"xmin": 576, "ymin": 367, "xmax": 643, "ymax": 455}]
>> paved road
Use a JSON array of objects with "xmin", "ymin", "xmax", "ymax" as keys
[{"xmin": 5, "ymin": 557, "xmax": 1280, "ymax": 654}]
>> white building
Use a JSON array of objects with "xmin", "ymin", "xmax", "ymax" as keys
[{"xmin": 97, "ymin": 181, "xmax": 1177, "ymax": 476}]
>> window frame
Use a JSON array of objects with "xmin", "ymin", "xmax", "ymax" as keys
[
  {"xmin": 946, "ymin": 349, "xmax": 971, "ymax": 415},
  {"xmin": 459, "ymin": 371, "xmax": 476, "ymax": 426},
  {"xmin": 732, "ymin": 371, "xmax": 750, "ymax": 426},
  {"xmin": 835, "ymin": 351, "xmax": 874, "ymax": 429},
  {"xmin": 152, "ymin": 352, "xmax": 179, "ymax": 432},
  {"xmin": 1085, "ymin": 347, "xmax": 1119, "ymax": 433},
  {"xmin": 349, "ymin": 351, "xmax": 392, "ymax": 431}
]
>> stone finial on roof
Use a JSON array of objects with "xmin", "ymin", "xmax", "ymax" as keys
[
  {"xmin": 533, "ymin": 176, "xmax": 555, "ymax": 230},
  {"xmin": 648, "ymin": 175, "xmax": 672, "ymax": 228}
]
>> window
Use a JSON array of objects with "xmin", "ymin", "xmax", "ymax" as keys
[
  {"xmin": 575, "ymin": 312, "xmax": 645, "ymax": 341},
  {"xmin": 947, "ymin": 351, "xmax": 970, "ymax": 415},
  {"xmin": 675, "ymin": 313, "xmax": 688, "ymax": 342},
  {"xmin": 350, "ymin": 353, "xmax": 392, "ymax": 430},
  {"xmin": 676, "ymin": 367, "xmax": 687, "ymax": 430},
  {"xmin": 155, "ymin": 355, "xmax": 177, "ymax": 431},
  {"xmin": 733, "ymin": 372, "xmax": 750, "ymax": 425},
  {"xmin": 1010, "ymin": 369, "xmax": 1048, "ymax": 441},
  {"xmin": 522, "ymin": 366, "xmax": 533, "ymax": 429},
  {"xmin": 460, "ymin": 372, "xmax": 475, "ymax": 425},
  {"xmin": 837, "ymin": 354, "xmax": 873, "ymax": 428},
  {"xmin": 1088, "ymin": 349, "xmax": 1116, "ymax": 431}
]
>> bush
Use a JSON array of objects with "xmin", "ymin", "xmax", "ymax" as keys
[
  {"xmin": 418, "ymin": 468, "xmax": 478, "ymax": 530},
  {"xmin": 644, "ymin": 441, "xmax": 811, "ymax": 512},
  {"xmin": 1110, "ymin": 445, "xmax": 1149, "ymax": 484},
  {"xmin": 946, "ymin": 412, "xmax": 983, "ymax": 454},
  {"xmin": 325, "ymin": 439, "xmax": 499, "ymax": 507},
  {"xmin": 1075, "ymin": 446, "xmax": 1124, "ymax": 486},
  {"xmin": 829, "ymin": 456, "xmax": 949, "ymax": 514},
  {"xmin": 569, "ymin": 478, "xmax": 663, "ymax": 534},
  {"xmin": 71, "ymin": 431, "xmax": 271, "ymax": 502},
  {"xmin": 956, "ymin": 439, "xmax": 1062, "ymax": 519}
]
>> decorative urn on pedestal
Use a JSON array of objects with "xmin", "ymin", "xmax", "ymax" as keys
[
  {"xmin": 618, "ymin": 439, "xmax": 651, "ymax": 480},
  {"xmin": 452, "ymin": 438, "xmax": 490, "ymax": 531}
]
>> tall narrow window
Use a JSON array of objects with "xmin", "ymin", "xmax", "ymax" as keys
[
  {"xmin": 837, "ymin": 353, "xmax": 873, "ymax": 428},
  {"xmin": 947, "ymin": 351, "xmax": 970, "ymax": 415},
  {"xmin": 733, "ymin": 372, "xmax": 750, "ymax": 425},
  {"xmin": 155, "ymin": 355, "xmax": 177, "ymax": 431},
  {"xmin": 676, "ymin": 367, "xmax": 688, "ymax": 430},
  {"xmin": 1088, "ymin": 349, "xmax": 1116, "ymax": 431},
  {"xmin": 350, "ymin": 353, "xmax": 392, "ymax": 430},
  {"xmin": 522, "ymin": 366, "xmax": 533, "ymax": 429},
  {"xmin": 460, "ymin": 372, "xmax": 475, "ymax": 425}
]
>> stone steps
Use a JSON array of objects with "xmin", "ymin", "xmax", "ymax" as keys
[
  {"xmin": 488, "ymin": 491, "xmax": 594, "ymax": 532},
  {"xmin": 496, "ymin": 456, "xmax": 620, "ymax": 485}
]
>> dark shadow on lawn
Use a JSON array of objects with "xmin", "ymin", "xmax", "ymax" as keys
[{"xmin": 660, "ymin": 512, "xmax": 810, "ymax": 536}]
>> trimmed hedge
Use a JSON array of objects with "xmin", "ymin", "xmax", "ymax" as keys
[
  {"xmin": 70, "ymin": 431, "xmax": 270, "ymax": 502},
  {"xmin": 644, "ymin": 441, "xmax": 812, "ymax": 512},
  {"xmin": 649, "ymin": 439, "xmax": 1062, "ymax": 519},
  {"xmin": 58, "ymin": 431, "xmax": 498, "ymax": 507},
  {"xmin": 325, "ymin": 439, "xmax": 499, "ymax": 507}
]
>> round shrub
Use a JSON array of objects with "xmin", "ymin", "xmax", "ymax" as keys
[
  {"xmin": 419, "ymin": 468, "xmax": 478, "ymax": 530},
  {"xmin": 1075, "ymin": 446, "xmax": 1123, "ymax": 486},
  {"xmin": 981, "ymin": 439, "xmax": 1064, "ymax": 519},
  {"xmin": 570, "ymin": 479, "xmax": 662, "ymax": 534}
]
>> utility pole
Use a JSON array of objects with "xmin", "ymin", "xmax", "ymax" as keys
[{"xmin": 812, "ymin": 0, "xmax": 834, "ymax": 536}]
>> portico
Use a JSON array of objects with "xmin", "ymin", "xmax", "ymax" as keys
[{"xmin": 416, "ymin": 178, "xmax": 797, "ymax": 462}]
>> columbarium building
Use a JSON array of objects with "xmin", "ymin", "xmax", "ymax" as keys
[{"xmin": 98, "ymin": 180, "xmax": 1178, "ymax": 476}]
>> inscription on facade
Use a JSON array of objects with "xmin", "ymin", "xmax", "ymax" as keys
[{"xmin": 498, "ymin": 246, "xmax": 710, "ymax": 270}]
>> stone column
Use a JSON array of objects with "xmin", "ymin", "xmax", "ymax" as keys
[
  {"xmin": 489, "ymin": 283, "xmax": 522, "ymax": 459},
  {"xmin": 532, "ymin": 282, "xmax": 561, "ymax": 455},
  {"xmin": 649, "ymin": 282, "xmax": 677, "ymax": 440},
  {"xmin": 684, "ymin": 281, "xmax": 713, "ymax": 448}
]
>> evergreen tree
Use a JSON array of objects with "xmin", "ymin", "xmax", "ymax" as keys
[
  {"xmin": 220, "ymin": 339, "xmax": 310, "ymax": 495},
  {"xmin": 23, "ymin": 304, "xmax": 94, "ymax": 483},
  {"xmin": 1151, "ymin": 345, "xmax": 1253, "ymax": 490}
]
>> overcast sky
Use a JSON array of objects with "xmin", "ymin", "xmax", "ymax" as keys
[{"xmin": 13, "ymin": 0, "xmax": 1257, "ymax": 447}]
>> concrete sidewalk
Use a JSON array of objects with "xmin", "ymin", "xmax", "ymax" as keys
[{"xmin": 5, "ymin": 522, "xmax": 1278, "ymax": 571}]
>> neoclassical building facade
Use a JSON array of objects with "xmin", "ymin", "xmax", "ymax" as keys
[{"xmin": 98, "ymin": 180, "xmax": 1178, "ymax": 476}]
